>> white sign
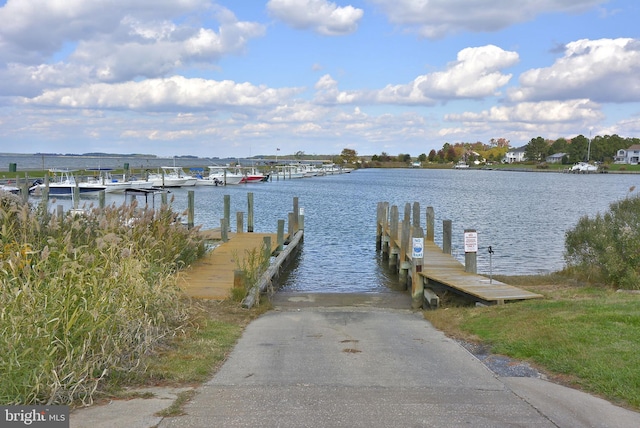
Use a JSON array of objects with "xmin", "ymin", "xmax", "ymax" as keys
[
  {"xmin": 412, "ymin": 237, "xmax": 424, "ymax": 259},
  {"xmin": 299, "ymin": 207, "xmax": 304, "ymax": 215},
  {"xmin": 464, "ymin": 231, "xmax": 478, "ymax": 253}
]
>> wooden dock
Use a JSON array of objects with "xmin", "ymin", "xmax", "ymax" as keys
[
  {"xmin": 377, "ymin": 201, "xmax": 542, "ymax": 308},
  {"xmin": 178, "ymin": 231, "xmax": 284, "ymax": 300},
  {"xmin": 178, "ymin": 194, "xmax": 304, "ymax": 301}
]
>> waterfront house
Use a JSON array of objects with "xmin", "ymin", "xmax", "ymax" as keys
[
  {"xmin": 545, "ymin": 153, "xmax": 567, "ymax": 164},
  {"xmin": 614, "ymin": 144, "xmax": 640, "ymax": 164},
  {"xmin": 503, "ymin": 146, "xmax": 527, "ymax": 163}
]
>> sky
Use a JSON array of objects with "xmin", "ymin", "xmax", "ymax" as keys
[{"xmin": 0, "ymin": 0, "xmax": 639, "ymax": 158}]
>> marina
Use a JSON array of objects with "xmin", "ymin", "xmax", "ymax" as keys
[{"xmin": 4, "ymin": 167, "xmax": 640, "ymax": 293}]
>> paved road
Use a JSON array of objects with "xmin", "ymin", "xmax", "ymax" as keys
[{"xmin": 155, "ymin": 293, "xmax": 640, "ymax": 428}]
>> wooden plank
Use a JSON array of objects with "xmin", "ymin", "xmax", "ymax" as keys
[{"xmin": 178, "ymin": 232, "xmax": 284, "ymax": 299}]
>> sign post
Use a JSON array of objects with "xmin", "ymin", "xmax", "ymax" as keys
[
  {"xmin": 464, "ymin": 229, "xmax": 478, "ymax": 274},
  {"xmin": 411, "ymin": 234, "xmax": 424, "ymax": 310}
]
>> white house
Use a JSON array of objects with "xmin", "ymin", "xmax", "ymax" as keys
[
  {"xmin": 503, "ymin": 146, "xmax": 527, "ymax": 163},
  {"xmin": 614, "ymin": 144, "xmax": 640, "ymax": 164}
]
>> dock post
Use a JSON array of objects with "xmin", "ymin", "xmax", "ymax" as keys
[
  {"xmin": 389, "ymin": 205, "xmax": 399, "ymax": 269},
  {"xmin": 99, "ymin": 190, "xmax": 105, "ymax": 209},
  {"xmin": 412, "ymin": 202, "xmax": 420, "ymax": 229},
  {"xmin": 224, "ymin": 195, "xmax": 231, "ymax": 232},
  {"xmin": 187, "ymin": 190, "xmax": 194, "ymax": 229},
  {"xmin": 236, "ymin": 212, "xmax": 244, "ymax": 233},
  {"xmin": 443, "ymin": 219, "xmax": 452, "ymax": 254},
  {"xmin": 73, "ymin": 184, "xmax": 80, "ymax": 209},
  {"xmin": 57, "ymin": 204, "xmax": 63, "ymax": 220},
  {"xmin": 464, "ymin": 229, "xmax": 478, "ymax": 274},
  {"xmin": 263, "ymin": 236, "xmax": 272, "ymax": 266},
  {"xmin": 277, "ymin": 219, "xmax": 285, "ymax": 251},
  {"xmin": 161, "ymin": 192, "xmax": 167, "ymax": 206},
  {"xmin": 221, "ymin": 218, "xmax": 228, "ymax": 242},
  {"xmin": 293, "ymin": 197, "xmax": 299, "ymax": 232},
  {"xmin": 376, "ymin": 202, "xmax": 383, "ymax": 251},
  {"xmin": 411, "ymin": 227, "xmax": 425, "ymax": 310},
  {"xmin": 247, "ymin": 192, "xmax": 254, "ymax": 232},
  {"xmin": 288, "ymin": 212, "xmax": 294, "ymax": 237},
  {"xmin": 426, "ymin": 207, "xmax": 435, "ymax": 242},
  {"xmin": 399, "ymin": 218, "xmax": 410, "ymax": 286}
]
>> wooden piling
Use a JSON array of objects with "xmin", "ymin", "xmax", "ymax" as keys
[
  {"xmin": 426, "ymin": 206, "xmax": 434, "ymax": 242},
  {"xmin": 293, "ymin": 197, "xmax": 299, "ymax": 232},
  {"xmin": 411, "ymin": 227, "xmax": 425, "ymax": 310},
  {"xmin": 224, "ymin": 195, "xmax": 231, "ymax": 232},
  {"xmin": 277, "ymin": 219, "xmax": 285, "ymax": 251},
  {"xmin": 247, "ymin": 192, "xmax": 254, "ymax": 232},
  {"xmin": 443, "ymin": 219, "xmax": 452, "ymax": 254},
  {"xmin": 237, "ymin": 212, "xmax": 244, "ymax": 233},
  {"xmin": 464, "ymin": 229, "xmax": 478, "ymax": 274},
  {"xmin": 187, "ymin": 190, "xmax": 194, "ymax": 229},
  {"xmin": 389, "ymin": 205, "xmax": 399, "ymax": 269}
]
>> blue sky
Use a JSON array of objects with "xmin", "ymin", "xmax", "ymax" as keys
[{"xmin": 0, "ymin": 0, "xmax": 639, "ymax": 158}]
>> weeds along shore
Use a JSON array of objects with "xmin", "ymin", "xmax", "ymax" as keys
[{"xmin": 0, "ymin": 191, "xmax": 206, "ymax": 405}]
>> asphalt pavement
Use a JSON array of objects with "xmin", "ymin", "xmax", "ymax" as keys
[{"xmin": 71, "ymin": 292, "xmax": 640, "ymax": 428}]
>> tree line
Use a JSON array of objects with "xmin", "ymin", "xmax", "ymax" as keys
[{"xmin": 362, "ymin": 134, "xmax": 640, "ymax": 165}]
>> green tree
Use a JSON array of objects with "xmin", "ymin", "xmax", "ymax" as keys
[
  {"xmin": 524, "ymin": 136, "xmax": 548, "ymax": 162},
  {"xmin": 568, "ymin": 135, "xmax": 589, "ymax": 162},
  {"xmin": 418, "ymin": 153, "xmax": 427, "ymax": 162},
  {"xmin": 340, "ymin": 148, "xmax": 358, "ymax": 164},
  {"xmin": 549, "ymin": 137, "xmax": 568, "ymax": 155},
  {"xmin": 428, "ymin": 149, "xmax": 437, "ymax": 162}
]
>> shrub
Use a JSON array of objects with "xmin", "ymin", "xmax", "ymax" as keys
[
  {"xmin": 0, "ymin": 195, "xmax": 205, "ymax": 405},
  {"xmin": 565, "ymin": 192, "xmax": 640, "ymax": 289}
]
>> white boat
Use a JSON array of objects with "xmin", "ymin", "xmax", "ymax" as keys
[
  {"xmin": 569, "ymin": 162, "xmax": 598, "ymax": 173},
  {"xmin": 204, "ymin": 166, "xmax": 244, "ymax": 185},
  {"xmin": 274, "ymin": 164, "xmax": 306, "ymax": 179},
  {"xmin": 454, "ymin": 161, "xmax": 470, "ymax": 169},
  {"xmin": 148, "ymin": 167, "xmax": 197, "ymax": 187},
  {"xmin": 0, "ymin": 184, "xmax": 20, "ymax": 194},
  {"xmin": 84, "ymin": 168, "xmax": 137, "ymax": 193},
  {"xmin": 29, "ymin": 169, "xmax": 106, "ymax": 196}
]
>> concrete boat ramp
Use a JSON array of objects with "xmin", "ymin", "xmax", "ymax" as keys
[{"xmin": 71, "ymin": 292, "xmax": 640, "ymax": 428}]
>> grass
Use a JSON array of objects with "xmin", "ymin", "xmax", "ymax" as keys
[{"xmin": 423, "ymin": 274, "xmax": 640, "ymax": 411}]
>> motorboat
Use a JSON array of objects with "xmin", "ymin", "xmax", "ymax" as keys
[
  {"xmin": 148, "ymin": 167, "xmax": 197, "ymax": 187},
  {"xmin": 29, "ymin": 169, "xmax": 106, "ymax": 196},
  {"xmin": 569, "ymin": 162, "xmax": 598, "ymax": 173},
  {"xmin": 204, "ymin": 166, "xmax": 244, "ymax": 185},
  {"xmin": 84, "ymin": 168, "xmax": 137, "ymax": 193},
  {"xmin": 239, "ymin": 166, "xmax": 268, "ymax": 183},
  {"xmin": 454, "ymin": 161, "xmax": 470, "ymax": 169}
]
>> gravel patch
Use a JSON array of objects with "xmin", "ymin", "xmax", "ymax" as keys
[{"xmin": 457, "ymin": 340, "xmax": 546, "ymax": 379}]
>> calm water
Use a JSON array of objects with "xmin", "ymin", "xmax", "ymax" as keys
[{"xmin": 30, "ymin": 168, "xmax": 640, "ymax": 293}]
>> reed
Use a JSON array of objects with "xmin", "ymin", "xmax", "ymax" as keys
[{"xmin": 0, "ymin": 191, "xmax": 205, "ymax": 405}]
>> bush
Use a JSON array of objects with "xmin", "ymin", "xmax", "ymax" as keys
[
  {"xmin": 565, "ymin": 193, "xmax": 640, "ymax": 289},
  {"xmin": 0, "ymin": 194, "xmax": 205, "ymax": 405}
]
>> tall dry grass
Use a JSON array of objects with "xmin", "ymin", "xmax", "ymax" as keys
[{"xmin": 0, "ymin": 192, "xmax": 205, "ymax": 405}]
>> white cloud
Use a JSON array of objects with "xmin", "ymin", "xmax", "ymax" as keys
[
  {"xmin": 314, "ymin": 45, "xmax": 518, "ymax": 105},
  {"xmin": 25, "ymin": 76, "xmax": 303, "ymax": 110},
  {"xmin": 446, "ymin": 99, "xmax": 604, "ymax": 124},
  {"xmin": 509, "ymin": 38, "xmax": 640, "ymax": 103},
  {"xmin": 267, "ymin": 0, "xmax": 363, "ymax": 35},
  {"xmin": 369, "ymin": 0, "xmax": 606, "ymax": 38}
]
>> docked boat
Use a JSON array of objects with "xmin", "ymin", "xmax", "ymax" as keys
[
  {"xmin": 203, "ymin": 166, "xmax": 244, "ymax": 185},
  {"xmin": 84, "ymin": 168, "xmax": 138, "ymax": 193},
  {"xmin": 454, "ymin": 161, "xmax": 470, "ymax": 169},
  {"xmin": 148, "ymin": 167, "xmax": 197, "ymax": 187},
  {"xmin": 569, "ymin": 162, "xmax": 598, "ymax": 173},
  {"xmin": 240, "ymin": 166, "xmax": 268, "ymax": 183},
  {"xmin": 29, "ymin": 169, "xmax": 106, "ymax": 196}
]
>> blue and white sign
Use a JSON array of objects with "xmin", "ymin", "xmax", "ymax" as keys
[{"xmin": 412, "ymin": 237, "xmax": 423, "ymax": 259}]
